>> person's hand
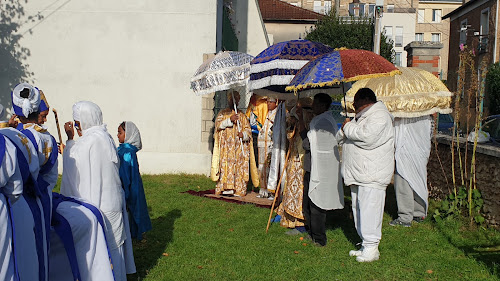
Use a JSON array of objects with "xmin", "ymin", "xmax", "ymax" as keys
[
  {"xmin": 341, "ymin": 118, "xmax": 350, "ymax": 130},
  {"xmin": 8, "ymin": 114, "xmax": 18, "ymax": 128},
  {"xmin": 230, "ymin": 113, "xmax": 238, "ymax": 124},
  {"xmin": 237, "ymin": 132, "xmax": 243, "ymax": 139},
  {"xmin": 64, "ymin": 121, "xmax": 75, "ymax": 140},
  {"xmin": 58, "ymin": 143, "xmax": 65, "ymax": 154}
]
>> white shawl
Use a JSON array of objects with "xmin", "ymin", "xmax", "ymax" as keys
[
  {"xmin": 266, "ymin": 103, "xmax": 286, "ymax": 192},
  {"xmin": 394, "ymin": 116, "xmax": 432, "ymax": 213},
  {"xmin": 308, "ymin": 111, "xmax": 344, "ymax": 210}
]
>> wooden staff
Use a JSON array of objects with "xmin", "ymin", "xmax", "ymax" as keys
[
  {"xmin": 265, "ymin": 125, "xmax": 296, "ymax": 233},
  {"xmin": 52, "ymin": 108, "xmax": 64, "ymax": 154}
]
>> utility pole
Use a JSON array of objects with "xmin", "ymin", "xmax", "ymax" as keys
[{"xmin": 373, "ymin": 0, "xmax": 384, "ymax": 54}]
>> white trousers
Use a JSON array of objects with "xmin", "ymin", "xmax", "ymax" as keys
[{"xmin": 351, "ymin": 185, "xmax": 386, "ymax": 248}]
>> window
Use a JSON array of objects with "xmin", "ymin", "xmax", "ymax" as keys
[
  {"xmin": 324, "ymin": 1, "xmax": 332, "ymax": 14},
  {"xmin": 359, "ymin": 4, "xmax": 365, "ymax": 16},
  {"xmin": 368, "ymin": 4, "xmax": 376, "ymax": 17},
  {"xmin": 418, "ymin": 9, "xmax": 425, "ymax": 23},
  {"xmin": 314, "ymin": 1, "xmax": 323, "ymax": 13},
  {"xmin": 384, "ymin": 26, "xmax": 393, "ymax": 43},
  {"xmin": 479, "ymin": 9, "xmax": 490, "ymax": 53},
  {"xmin": 460, "ymin": 19, "xmax": 468, "ymax": 45},
  {"xmin": 480, "ymin": 9, "xmax": 490, "ymax": 36},
  {"xmin": 431, "ymin": 33, "xmax": 441, "ymax": 42},
  {"xmin": 395, "ymin": 26, "xmax": 403, "ymax": 47},
  {"xmin": 395, "ymin": 52, "xmax": 402, "ymax": 66},
  {"xmin": 387, "ymin": 5, "xmax": 394, "ymax": 13},
  {"xmin": 415, "ymin": 33, "xmax": 424, "ymax": 41},
  {"xmin": 432, "ymin": 9, "xmax": 441, "ymax": 23},
  {"xmin": 349, "ymin": 3, "xmax": 360, "ymax": 16}
]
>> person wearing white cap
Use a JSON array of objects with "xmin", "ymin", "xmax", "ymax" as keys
[
  {"xmin": 9, "ymin": 82, "xmax": 54, "ymax": 280},
  {"xmin": 62, "ymin": 101, "xmax": 136, "ymax": 281},
  {"xmin": 256, "ymin": 97, "xmax": 277, "ymax": 199}
]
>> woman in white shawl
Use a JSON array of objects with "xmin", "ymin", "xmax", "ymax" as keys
[{"xmin": 61, "ymin": 101, "xmax": 136, "ymax": 280}]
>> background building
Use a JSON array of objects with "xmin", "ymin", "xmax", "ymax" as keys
[
  {"xmin": 0, "ymin": 0, "xmax": 269, "ymax": 175},
  {"xmin": 415, "ymin": 0, "xmax": 462, "ymax": 80},
  {"xmin": 259, "ymin": 0, "xmax": 325, "ymax": 44}
]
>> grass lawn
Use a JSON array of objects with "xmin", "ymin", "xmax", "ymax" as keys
[{"xmin": 126, "ymin": 174, "xmax": 499, "ymax": 280}]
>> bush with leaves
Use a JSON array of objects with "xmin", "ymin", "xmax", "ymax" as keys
[
  {"xmin": 486, "ymin": 62, "xmax": 500, "ymax": 115},
  {"xmin": 305, "ymin": 11, "xmax": 394, "ymax": 63}
]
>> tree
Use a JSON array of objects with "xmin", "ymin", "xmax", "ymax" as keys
[
  {"xmin": 486, "ymin": 62, "xmax": 500, "ymax": 115},
  {"xmin": 305, "ymin": 11, "xmax": 394, "ymax": 63}
]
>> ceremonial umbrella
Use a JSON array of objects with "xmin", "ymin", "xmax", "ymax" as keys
[
  {"xmin": 249, "ymin": 39, "xmax": 334, "ymax": 99},
  {"xmin": 190, "ymin": 51, "xmax": 254, "ymax": 96},
  {"xmin": 285, "ymin": 48, "xmax": 401, "ymax": 92},
  {"xmin": 343, "ymin": 67, "xmax": 453, "ymax": 117}
]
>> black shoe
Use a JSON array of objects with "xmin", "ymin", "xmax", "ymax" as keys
[
  {"xmin": 413, "ymin": 216, "xmax": 425, "ymax": 223},
  {"xmin": 389, "ymin": 218, "xmax": 411, "ymax": 227}
]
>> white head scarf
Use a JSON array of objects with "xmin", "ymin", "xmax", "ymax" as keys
[
  {"xmin": 124, "ymin": 121, "xmax": 142, "ymax": 150},
  {"xmin": 72, "ymin": 101, "xmax": 103, "ymax": 131},
  {"xmin": 72, "ymin": 100, "xmax": 118, "ymax": 162},
  {"xmin": 12, "ymin": 83, "xmax": 40, "ymax": 118}
]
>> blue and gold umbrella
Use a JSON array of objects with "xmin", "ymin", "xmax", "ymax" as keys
[{"xmin": 286, "ymin": 49, "xmax": 401, "ymax": 92}]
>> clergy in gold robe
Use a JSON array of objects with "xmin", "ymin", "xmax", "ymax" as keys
[
  {"xmin": 211, "ymin": 91, "xmax": 258, "ymax": 197},
  {"xmin": 277, "ymin": 113, "xmax": 306, "ymax": 228}
]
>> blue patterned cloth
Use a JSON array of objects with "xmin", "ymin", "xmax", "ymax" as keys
[
  {"xmin": 118, "ymin": 143, "xmax": 152, "ymax": 240},
  {"xmin": 251, "ymin": 40, "xmax": 333, "ymax": 64},
  {"xmin": 287, "ymin": 51, "xmax": 344, "ymax": 89}
]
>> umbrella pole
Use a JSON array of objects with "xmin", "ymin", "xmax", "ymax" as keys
[
  {"xmin": 265, "ymin": 125, "xmax": 295, "ymax": 233},
  {"xmin": 342, "ymin": 82, "xmax": 348, "ymax": 114},
  {"xmin": 231, "ymin": 92, "xmax": 246, "ymax": 156}
]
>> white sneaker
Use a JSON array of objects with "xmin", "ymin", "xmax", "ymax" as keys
[
  {"xmin": 356, "ymin": 247, "xmax": 380, "ymax": 262},
  {"xmin": 349, "ymin": 247, "xmax": 364, "ymax": 257},
  {"xmin": 267, "ymin": 195, "xmax": 275, "ymax": 201},
  {"xmin": 222, "ymin": 190, "xmax": 234, "ymax": 195}
]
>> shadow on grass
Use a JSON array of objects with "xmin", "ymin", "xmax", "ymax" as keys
[
  {"xmin": 132, "ymin": 209, "xmax": 182, "ymax": 279},
  {"xmin": 459, "ymin": 246, "xmax": 500, "ymax": 278}
]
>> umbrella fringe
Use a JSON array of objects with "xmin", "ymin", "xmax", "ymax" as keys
[
  {"xmin": 343, "ymin": 107, "xmax": 452, "ymax": 118},
  {"xmin": 285, "ymin": 70, "xmax": 402, "ymax": 92},
  {"xmin": 342, "ymin": 69, "xmax": 402, "ymax": 83}
]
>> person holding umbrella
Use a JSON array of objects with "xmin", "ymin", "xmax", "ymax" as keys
[{"xmin": 210, "ymin": 91, "xmax": 258, "ymax": 197}]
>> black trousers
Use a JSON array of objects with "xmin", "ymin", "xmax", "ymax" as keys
[{"xmin": 303, "ymin": 172, "xmax": 327, "ymax": 246}]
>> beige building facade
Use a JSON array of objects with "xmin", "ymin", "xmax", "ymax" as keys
[{"xmin": 415, "ymin": 0, "xmax": 462, "ymax": 80}]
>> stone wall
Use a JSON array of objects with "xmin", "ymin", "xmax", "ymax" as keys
[{"xmin": 427, "ymin": 134, "xmax": 500, "ymax": 228}]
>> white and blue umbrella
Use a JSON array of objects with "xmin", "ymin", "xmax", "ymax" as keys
[{"xmin": 248, "ymin": 40, "xmax": 334, "ymax": 95}]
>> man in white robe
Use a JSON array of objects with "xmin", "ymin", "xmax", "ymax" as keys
[
  {"xmin": 0, "ymin": 133, "xmax": 23, "ymax": 281},
  {"xmin": 297, "ymin": 93, "xmax": 344, "ymax": 246},
  {"xmin": 62, "ymin": 101, "xmax": 136, "ymax": 281},
  {"xmin": 337, "ymin": 88, "xmax": 395, "ymax": 263},
  {"xmin": 390, "ymin": 116, "xmax": 432, "ymax": 227}
]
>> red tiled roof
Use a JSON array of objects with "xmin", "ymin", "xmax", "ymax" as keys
[{"xmin": 258, "ymin": 0, "xmax": 325, "ymax": 21}]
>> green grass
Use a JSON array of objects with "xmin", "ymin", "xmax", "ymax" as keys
[{"xmin": 125, "ymin": 174, "xmax": 500, "ymax": 281}]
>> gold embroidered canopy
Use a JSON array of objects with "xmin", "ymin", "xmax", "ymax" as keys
[{"xmin": 343, "ymin": 67, "xmax": 453, "ymax": 118}]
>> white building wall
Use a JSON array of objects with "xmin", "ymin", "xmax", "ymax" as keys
[
  {"xmin": 231, "ymin": 0, "xmax": 270, "ymax": 56},
  {"xmin": 382, "ymin": 12, "xmax": 417, "ymax": 66},
  {"xmin": 13, "ymin": 0, "xmax": 218, "ymax": 174}
]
